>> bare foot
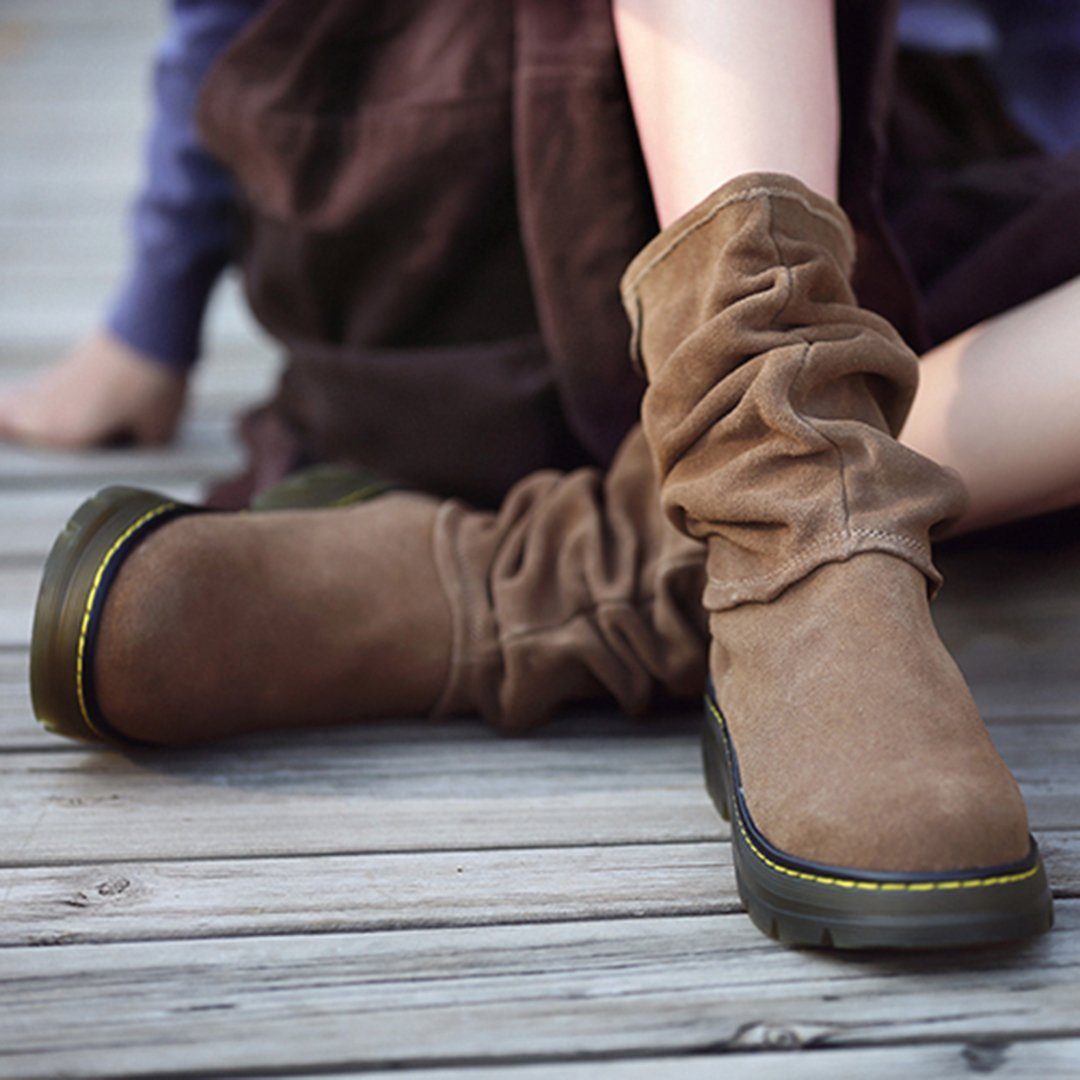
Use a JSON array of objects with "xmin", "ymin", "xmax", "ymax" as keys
[{"xmin": 0, "ymin": 330, "xmax": 188, "ymax": 449}]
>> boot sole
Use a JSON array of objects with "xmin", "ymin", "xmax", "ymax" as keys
[
  {"xmin": 702, "ymin": 691, "xmax": 1054, "ymax": 949},
  {"xmin": 250, "ymin": 465, "xmax": 397, "ymax": 512},
  {"xmin": 30, "ymin": 487, "xmax": 197, "ymax": 744}
]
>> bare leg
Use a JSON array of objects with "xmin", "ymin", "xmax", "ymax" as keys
[
  {"xmin": 613, "ymin": 0, "xmax": 839, "ymax": 223},
  {"xmin": 903, "ymin": 275, "xmax": 1080, "ymax": 535}
]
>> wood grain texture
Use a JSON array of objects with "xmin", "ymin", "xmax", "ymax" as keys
[
  {"xmin": 259, "ymin": 1039, "xmax": 1080, "ymax": 1080},
  {"xmin": 4, "ymin": 830, "xmax": 1080, "ymax": 949},
  {"xmin": 2, "ymin": 905, "xmax": 1078, "ymax": 1079},
  {"xmin": 0, "ymin": 745, "xmax": 722, "ymax": 865},
  {"xmin": 2, "ymin": 713, "xmax": 1077, "ymax": 863},
  {"xmin": 0, "ymin": 843, "xmax": 737, "ymax": 946}
]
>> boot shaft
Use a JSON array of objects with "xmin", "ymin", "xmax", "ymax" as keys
[{"xmin": 620, "ymin": 173, "xmax": 967, "ymax": 609}]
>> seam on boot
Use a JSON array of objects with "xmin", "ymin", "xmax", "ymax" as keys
[
  {"xmin": 621, "ymin": 184, "xmax": 855, "ymax": 300},
  {"xmin": 704, "ymin": 531, "xmax": 939, "ymax": 611},
  {"xmin": 708, "ymin": 528, "xmax": 933, "ymax": 589}
]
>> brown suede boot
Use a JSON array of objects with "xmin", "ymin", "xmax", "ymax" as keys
[
  {"xmin": 31, "ymin": 488, "xmax": 452, "ymax": 745},
  {"xmin": 620, "ymin": 172, "xmax": 1052, "ymax": 948},
  {"xmin": 32, "ymin": 434, "xmax": 707, "ymax": 746},
  {"xmin": 431, "ymin": 424, "xmax": 708, "ymax": 728}
]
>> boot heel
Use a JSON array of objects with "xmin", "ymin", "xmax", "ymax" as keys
[{"xmin": 30, "ymin": 486, "xmax": 200, "ymax": 744}]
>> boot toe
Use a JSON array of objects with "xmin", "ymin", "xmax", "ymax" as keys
[
  {"xmin": 761, "ymin": 759, "xmax": 1032, "ymax": 876},
  {"xmin": 703, "ymin": 693, "xmax": 1052, "ymax": 949}
]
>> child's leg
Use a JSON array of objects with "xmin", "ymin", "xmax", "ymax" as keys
[{"xmin": 613, "ymin": 0, "xmax": 838, "ymax": 220}]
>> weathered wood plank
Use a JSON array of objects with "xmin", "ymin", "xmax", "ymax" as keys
[
  {"xmin": 0, "ymin": 568, "xmax": 44, "ymax": 648},
  {"xmin": 0, "ymin": 157, "xmax": 139, "ymax": 198},
  {"xmin": 0, "ymin": 729, "xmax": 725, "ymax": 863},
  {"xmin": 0, "ymin": 430, "xmax": 236, "ymax": 501},
  {"xmin": 0, "ymin": 716, "xmax": 1075, "ymax": 862},
  {"xmin": 930, "ymin": 527, "xmax": 1080, "ymax": 720},
  {"xmin": 0, "ymin": 280, "xmax": 269, "ymax": 353},
  {"xmin": 0, "ymin": 99, "xmax": 145, "ymax": 129},
  {"xmin": 2, "ymin": 905, "xmax": 1078, "ymax": 1078},
  {"xmin": 1, "ymin": 0, "xmax": 160, "ymax": 22},
  {"xmin": 262, "ymin": 1038, "xmax": 1080, "ymax": 1080},
  {"xmin": 0, "ymin": 5, "xmax": 1075, "ymax": 1079},
  {"xmin": 0, "ymin": 650, "xmax": 35, "ymax": 751},
  {"xmin": 0, "ymin": 222, "xmax": 128, "ymax": 267},
  {"xmin": 0, "ymin": 487, "xmax": 201, "ymax": 562},
  {"xmin": 0, "ymin": 843, "xmax": 736, "ymax": 947},
  {"xmin": 3, "ymin": 830, "xmax": 1078, "ymax": 948}
]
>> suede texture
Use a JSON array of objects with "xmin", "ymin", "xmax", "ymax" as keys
[
  {"xmin": 432, "ymin": 425, "xmax": 708, "ymax": 728},
  {"xmin": 620, "ymin": 172, "xmax": 1031, "ymax": 873},
  {"xmin": 621, "ymin": 173, "xmax": 968, "ymax": 608},
  {"xmin": 712, "ymin": 555, "xmax": 1030, "ymax": 871},
  {"xmin": 94, "ymin": 495, "xmax": 453, "ymax": 745}
]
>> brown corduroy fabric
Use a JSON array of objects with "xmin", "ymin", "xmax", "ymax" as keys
[
  {"xmin": 619, "ymin": 172, "xmax": 1030, "ymax": 872},
  {"xmin": 193, "ymin": 0, "xmax": 1080, "ymax": 515},
  {"xmin": 195, "ymin": 0, "xmax": 653, "ymax": 508}
]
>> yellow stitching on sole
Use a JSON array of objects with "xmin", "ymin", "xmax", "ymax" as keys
[
  {"xmin": 75, "ymin": 503, "xmax": 178, "ymax": 739},
  {"xmin": 331, "ymin": 481, "xmax": 390, "ymax": 508},
  {"xmin": 706, "ymin": 698, "xmax": 1040, "ymax": 893}
]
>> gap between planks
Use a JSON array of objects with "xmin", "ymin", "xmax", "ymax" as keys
[
  {"xmin": 0, "ymin": 738, "xmax": 1075, "ymax": 864},
  {"xmin": 1, "ymin": 905, "xmax": 1079, "ymax": 1079},
  {"xmin": 211, "ymin": 1036, "xmax": 1080, "ymax": 1080},
  {"xmin": 1, "ymin": 833, "xmax": 1078, "ymax": 949}
]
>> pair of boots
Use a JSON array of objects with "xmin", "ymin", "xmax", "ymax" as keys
[{"xmin": 31, "ymin": 173, "xmax": 1052, "ymax": 948}]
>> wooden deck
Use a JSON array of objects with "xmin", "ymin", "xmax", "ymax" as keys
[{"xmin": 1, "ymin": 3, "xmax": 1079, "ymax": 1077}]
